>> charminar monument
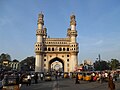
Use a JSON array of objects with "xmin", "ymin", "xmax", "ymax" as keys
[{"xmin": 35, "ymin": 12, "xmax": 79, "ymax": 73}]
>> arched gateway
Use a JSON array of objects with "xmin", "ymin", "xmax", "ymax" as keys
[{"xmin": 35, "ymin": 13, "xmax": 79, "ymax": 73}]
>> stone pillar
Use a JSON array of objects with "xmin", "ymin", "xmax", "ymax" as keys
[
  {"xmin": 69, "ymin": 14, "xmax": 78, "ymax": 72},
  {"xmin": 71, "ymin": 25, "xmax": 76, "ymax": 30},
  {"xmin": 64, "ymin": 60, "xmax": 67, "ymax": 72},
  {"xmin": 70, "ymin": 54, "xmax": 77, "ymax": 72},
  {"xmin": 35, "ymin": 12, "xmax": 44, "ymax": 73},
  {"xmin": 35, "ymin": 53, "xmax": 43, "ymax": 72},
  {"xmin": 35, "ymin": 53, "xmax": 40, "ymax": 72},
  {"xmin": 70, "ymin": 14, "xmax": 77, "ymax": 43},
  {"xmin": 71, "ymin": 36, "xmax": 76, "ymax": 43}
]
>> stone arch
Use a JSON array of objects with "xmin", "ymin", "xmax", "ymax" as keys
[{"xmin": 48, "ymin": 57, "xmax": 64, "ymax": 72}]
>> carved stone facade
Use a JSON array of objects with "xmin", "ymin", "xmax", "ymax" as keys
[{"xmin": 35, "ymin": 13, "xmax": 79, "ymax": 73}]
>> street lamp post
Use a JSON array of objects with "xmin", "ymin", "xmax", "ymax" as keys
[
  {"xmin": 98, "ymin": 54, "xmax": 101, "ymax": 71},
  {"xmin": 98, "ymin": 54, "xmax": 102, "ymax": 83}
]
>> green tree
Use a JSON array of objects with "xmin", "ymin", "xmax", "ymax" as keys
[
  {"xmin": 0, "ymin": 53, "xmax": 11, "ymax": 61},
  {"xmin": 107, "ymin": 61, "xmax": 112, "ymax": 70},
  {"xmin": 93, "ymin": 60, "xmax": 100, "ymax": 71},
  {"xmin": 94, "ymin": 60, "xmax": 109, "ymax": 71},
  {"xmin": 0, "ymin": 53, "xmax": 6, "ymax": 61},
  {"xmin": 110, "ymin": 59, "xmax": 119, "ymax": 70},
  {"xmin": 100, "ymin": 61, "xmax": 109, "ymax": 70},
  {"xmin": 20, "ymin": 56, "xmax": 35, "ymax": 71}
]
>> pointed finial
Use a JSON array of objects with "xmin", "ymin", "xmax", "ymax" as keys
[
  {"xmin": 37, "ymin": 11, "xmax": 44, "ymax": 25},
  {"xmin": 41, "ymin": 11, "xmax": 43, "ymax": 14},
  {"xmin": 38, "ymin": 11, "xmax": 44, "ymax": 19},
  {"xmin": 70, "ymin": 12, "xmax": 76, "ymax": 26},
  {"xmin": 71, "ymin": 12, "xmax": 75, "ymax": 16}
]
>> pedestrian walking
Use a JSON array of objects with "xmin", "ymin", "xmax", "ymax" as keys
[
  {"xmin": 19, "ymin": 74, "xmax": 26, "ymax": 85},
  {"xmin": 34, "ymin": 73, "xmax": 38, "ymax": 84},
  {"xmin": 75, "ymin": 73, "xmax": 79, "ymax": 84},
  {"xmin": 40, "ymin": 73, "xmax": 44, "ymax": 81},
  {"xmin": 27, "ymin": 74, "xmax": 31, "ymax": 86},
  {"xmin": 55, "ymin": 73, "xmax": 58, "ymax": 80},
  {"xmin": 108, "ymin": 76, "xmax": 115, "ymax": 90}
]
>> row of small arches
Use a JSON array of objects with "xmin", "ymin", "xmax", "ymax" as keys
[
  {"xmin": 36, "ymin": 44, "xmax": 77, "ymax": 47},
  {"xmin": 36, "ymin": 47, "xmax": 78, "ymax": 51},
  {"xmin": 44, "ymin": 47, "xmax": 69, "ymax": 51},
  {"xmin": 44, "ymin": 42, "xmax": 67, "ymax": 44}
]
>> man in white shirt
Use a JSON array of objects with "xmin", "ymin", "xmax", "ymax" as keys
[{"xmin": 27, "ymin": 74, "xmax": 31, "ymax": 86}]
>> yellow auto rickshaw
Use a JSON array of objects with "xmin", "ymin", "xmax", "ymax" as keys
[
  {"xmin": 83, "ymin": 72, "xmax": 92, "ymax": 81},
  {"xmin": 78, "ymin": 72, "xmax": 83, "ymax": 80},
  {"xmin": 64, "ymin": 72, "xmax": 69, "ymax": 78}
]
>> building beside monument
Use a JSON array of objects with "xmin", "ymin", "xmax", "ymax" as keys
[{"xmin": 35, "ymin": 13, "xmax": 79, "ymax": 73}]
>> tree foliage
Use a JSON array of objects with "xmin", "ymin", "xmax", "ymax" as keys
[
  {"xmin": 20, "ymin": 56, "xmax": 35, "ymax": 71},
  {"xmin": 0, "ymin": 53, "xmax": 11, "ymax": 62},
  {"xmin": 94, "ymin": 60, "xmax": 109, "ymax": 71},
  {"xmin": 110, "ymin": 59, "xmax": 119, "ymax": 70},
  {"xmin": 94, "ymin": 59, "xmax": 120, "ymax": 71}
]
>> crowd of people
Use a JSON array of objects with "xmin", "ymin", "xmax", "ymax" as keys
[
  {"xmin": 0, "ymin": 70, "xmax": 119, "ymax": 90},
  {"xmin": 74, "ymin": 71, "xmax": 119, "ymax": 90},
  {"xmin": 90, "ymin": 71, "xmax": 119, "ymax": 82}
]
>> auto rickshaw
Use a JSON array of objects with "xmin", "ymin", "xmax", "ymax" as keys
[
  {"xmin": 64, "ymin": 72, "xmax": 69, "ymax": 78},
  {"xmin": 78, "ymin": 72, "xmax": 83, "ymax": 80},
  {"xmin": 72, "ymin": 72, "xmax": 76, "ymax": 78},
  {"xmin": 2, "ymin": 75, "xmax": 20, "ymax": 90},
  {"xmin": 83, "ymin": 72, "xmax": 92, "ymax": 81}
]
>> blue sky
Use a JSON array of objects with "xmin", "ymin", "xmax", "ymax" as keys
[{"xmin": 0, "ymin": 0, "xmax": 120, "ymax": 63}]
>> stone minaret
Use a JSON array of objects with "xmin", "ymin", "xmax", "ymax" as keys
[
  {"xmin": 35, "ymin": 13, "xmax": 44, "ymax": 72},
  {"xmin": 69, "ymin": 14, "xmax": 79, "ymax": 72}
]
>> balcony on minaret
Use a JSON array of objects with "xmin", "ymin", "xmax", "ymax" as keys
[
  {"xmin": 67, "ymin": 28, "xmax": 71, "ymax": 37},
  {"xmin": 35, "ymin": 42, "xmax": 43, "ymax": 53},
  {"xmin": 70, "ymin": 43, "xmax": 79, "ymax": 53},
  {"xmin": 36, "ymin": 29, "xmax": 44, "ymax": 35},
  {"xmin": 70, "ymin": 30, "xmax": 77, "ymax": 37}
]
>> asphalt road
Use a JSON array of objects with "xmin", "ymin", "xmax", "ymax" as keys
[{"xmin": 20, "ymin": 78, "xmax": 120, "ymax": 90}]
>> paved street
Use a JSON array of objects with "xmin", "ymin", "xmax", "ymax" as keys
[{"xmin": 20, "ymin": 78, "xmax": 120, "ymax": 90}]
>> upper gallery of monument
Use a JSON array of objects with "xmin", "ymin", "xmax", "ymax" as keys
[{"xmin": 36, "ymin": 12, "xmax": 78, "ymax": 41}]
